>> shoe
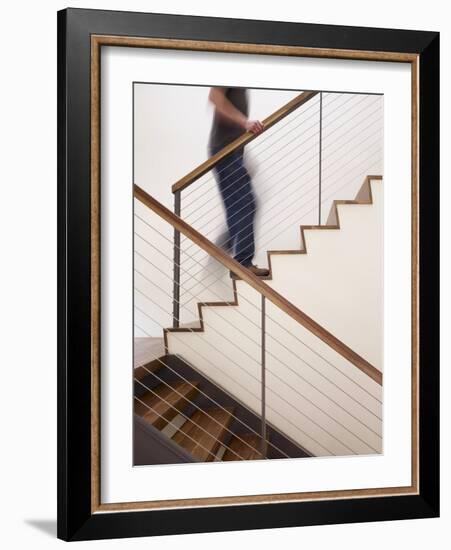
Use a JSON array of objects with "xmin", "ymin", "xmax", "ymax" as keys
[
  {"xmin": 230, "ymin": 264, "xmax": 270, "ymax": 278},
  {"xmin": 248, "ymin": 264, "xmax": 270, "ymax": 277}
]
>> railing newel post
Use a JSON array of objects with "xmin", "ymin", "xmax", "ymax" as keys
[
  {"xmin": 318, "ymin": 91, "xmax": 323, "ymax": 225},
  {"xmin": 261, "ymin": 294, "xmax": 267, "ymax": 458},
  {"xmin": 173, "ymin": 190, "xmax": 181, "ymax": 329}
]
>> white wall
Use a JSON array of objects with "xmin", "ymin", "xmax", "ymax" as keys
[
  {"xmin": 268, "ymin": 178, "xmax": 384, "ymax": 369},
  {"xmin": 1, "ymin": 1, "xmax": 448, "ymax": 549}
]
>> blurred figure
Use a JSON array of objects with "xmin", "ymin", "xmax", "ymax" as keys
[{"xmin": 208, "ymin": 87, "xmax": 269, "ymax": 277}]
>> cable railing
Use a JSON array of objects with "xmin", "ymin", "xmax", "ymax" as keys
[
  {"xmin": 184, "ymin": 99, "xmax": 382, "ymax": 242},
  {"xmin": 180, "ymin": 92, "xmax": 371, "ymax": 223},
  {"xmin": 134, "ymin": 215, "xmax": 382, "ymax": 411},
  {"xmin": 175, "ymin": 107, "xmax": 381, "ymax": 342},
  {"xmin": 134, "ymin": 185, "xmax": 383, "ymax": 460},
  {"xmin": 178, "ymin": 93, "xmax": 383, "ymax": 292},
  {"xmin": 133, "ymin": 89, "xmax": 383, "ymax": 462},
  {"xmin": 178, "ymin": 138, "xmax": 382, "ymax": 298},
  {"xmin": 135, "ymin": 256, "xmax": 381, "ymax": 442}
]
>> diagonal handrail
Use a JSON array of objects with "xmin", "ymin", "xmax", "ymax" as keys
[
  {"xmin": 171, "ymin": 90, "xmax": 319, "ymax": 194},
  {"xmin": 134, "ymin": 184, "xmax": 382, "ymax": 386}
]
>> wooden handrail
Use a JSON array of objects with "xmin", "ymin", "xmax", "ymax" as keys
[
  {"xmin": 171, "ymin": 90, "xmax": 319, "ymax": 194},
  {"xmin": 134, "ymin": 184, "xmax": 383, "ymax": 386}
]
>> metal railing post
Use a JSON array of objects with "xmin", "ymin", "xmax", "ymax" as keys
[
  {"xmin": 261, "ymin": 294, "xmax": 267, "ymax": 458},
  {"xmin": 318, "ymin": 91, "xmax": 323, "ymax": 225},
  {"xmin": 173, "ymin": 191, "xmax": 181, "ymax": 329}
]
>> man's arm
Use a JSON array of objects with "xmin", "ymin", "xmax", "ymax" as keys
[{"xmin": 209, "ymin": 87, "xmax": 264, "ymax": 134}]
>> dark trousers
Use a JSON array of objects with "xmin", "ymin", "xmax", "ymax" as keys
[{"xmin": 210, "ymin": 145, "xmax": 256, "ymax": 266}]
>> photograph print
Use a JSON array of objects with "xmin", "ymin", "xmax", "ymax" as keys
[{"xmin": 132, "ymin": 83, "xmax": 384, "ymax": 466}]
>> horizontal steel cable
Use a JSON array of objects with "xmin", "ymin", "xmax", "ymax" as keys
[
  {"xmin": 133, "ymin": 333, "xmax": 289, "ymax": 458},
  {"xmin": 135, "ymin": 249, "xmax": 382, "ymax": 433},
  {"xmin": 135, "ymin": 283, "xmax": 376, "ymax": 453},
  {"xmin": 133, "ymin": 306, "xmax": 335, "ymax": 455}
]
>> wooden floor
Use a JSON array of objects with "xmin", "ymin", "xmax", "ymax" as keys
[{"xmin": 134, "ymin": 337, "xmax": 165, "ymax": 369}]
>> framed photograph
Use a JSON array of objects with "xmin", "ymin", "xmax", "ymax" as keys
[{"xmin": 57, "ymin": 8, "xmax": 439, "ymax": 541}]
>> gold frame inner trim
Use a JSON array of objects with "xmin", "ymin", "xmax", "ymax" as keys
[{"xmin": 90, "ymin": 34, "xmax": 419, "ymax": 514}]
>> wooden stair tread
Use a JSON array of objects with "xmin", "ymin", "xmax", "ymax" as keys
[
  {"xmin": 135, "ymin": 381, "xmax": 199, "ymax": 430},
  {"xmin": 134, "ymin": 357, "xmax": 163, "ymax": 381},
  {"xmin": 223, "ymin": 433, "xmax": 262, "ymax": 461},
  {"xmin": 172, "ymin": 407, "xmax": 234, "ymax": 462}
]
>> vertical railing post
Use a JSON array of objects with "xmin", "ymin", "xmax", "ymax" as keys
[
  {"xmin": 172, "ymin": 191, "xmax": 181, "ymax": 329},
  {"xmin": 261, "ymin": 294, "xmax": 267, "ymax": 458},
  {"xmin": 318, "ymin": 91, "xmax": 323, "ymax": 225}
]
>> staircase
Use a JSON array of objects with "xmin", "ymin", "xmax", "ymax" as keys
[
  {"xmin": 133, "ymin": 90, "xmax": 384, "ymax": 464},
  {"xmin": 134, "ymin": 176, "xmax": 383, "ymax": 462},
  {"xmin": 164, "ymin": 176, "xmax": 383, "ymax": 458},
  {"xmin": 134, "ymin": 354, "xmax": 309, "ymax": 465}
]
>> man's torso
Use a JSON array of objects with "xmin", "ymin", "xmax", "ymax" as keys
[{"xmin": 209, "ymin": 87, "xmax": 249, "ymax": 152}]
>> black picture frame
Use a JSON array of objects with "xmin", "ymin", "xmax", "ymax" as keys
[{"xmin": 57, "ymin": 7, "xmax": 439, "ymax": 541}]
